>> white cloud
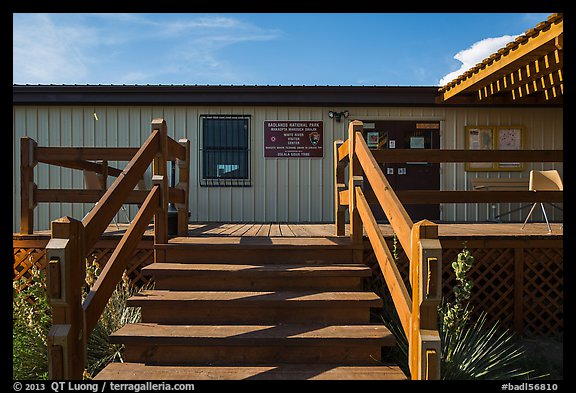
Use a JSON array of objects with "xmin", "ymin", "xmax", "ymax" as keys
[
  {"xmin": 13, "ymin": 13, "xmax": 281, "ymax": 85},
  {"xmin": 438, "ymin": 34, "xmax": 519, "ymax": 86}
]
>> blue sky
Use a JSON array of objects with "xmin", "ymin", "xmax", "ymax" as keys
[{"xmin": 13, "ymin": 13, "xmax": 554, "ymax": 87}]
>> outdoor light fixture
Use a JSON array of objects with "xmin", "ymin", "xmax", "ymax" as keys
[{"xmin": 328, "ymin": 110, "xmax": 350, "ymax": 122}]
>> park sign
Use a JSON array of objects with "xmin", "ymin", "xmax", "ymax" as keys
[{"xmin": 264, "ymin": 121, "xmax": 323, "ymax": 158}]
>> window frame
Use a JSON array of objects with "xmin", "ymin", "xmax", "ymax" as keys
[{"xmin": 198, "ymin": 114, "xmax": 252, "ymax": 187}]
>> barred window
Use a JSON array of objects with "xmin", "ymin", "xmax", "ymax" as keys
[{"xmin": 199, "ymin": 115, "xmax": 251, "ymax": 187}]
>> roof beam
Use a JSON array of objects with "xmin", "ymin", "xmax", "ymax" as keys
[
  {"xmin": 438, "ymin": 18, "xmax": 563, "ymax": 103},
  {"xmin": 485, "ymin": 51, "xmax": 562, "ymax": 98}
]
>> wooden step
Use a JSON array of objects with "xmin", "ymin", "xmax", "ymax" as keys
[
  {"xmin": 131, "ymin": 290, "xmax": 383, "ymax": 324},
  {"xmin": 94, "ymin": 362, "xmax": 408, "ymax": 380},
  {"xmin": 156, "ymin": 237, "xmax": 358, "ymax": 264},
  {"xmin": 111, "ymin": 323, "xmax": 395, "ymax": 344},
  {"xmin": 111, "ymin": 323, "xmax": 395, "ymax": 364},
  {"xmin": 144, "ymin": 263, "xmax": 371, "ymax": 290}
]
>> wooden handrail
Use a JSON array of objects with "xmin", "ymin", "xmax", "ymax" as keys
[
  {"xmin": 36, "ymin": 142, "xmax": 187, "ymax": 162},
  {"xmin": 35, "ymin": 187, "xmax": 186, "ymax": 205},
  {"xmin": 167, "ymin": 136, "xmax": 187, "ymax": 161},
  {"xmin": 82, "ymin": 130, "xmax": 160, "ymax": 251},
  {"xmin": 83, "ymin": 185, "xmax": 160, "ymax": 336},
  {"xmin": 40, "ymin": 159, "xmax": 123, "ymax": 177},
  {"xmin": 334, "ymin": 121, "xmax": 442, "ymax": 380},
  {"xmin": 333, "ymin": 121, "xmax": 563, "ymax": 379},
  {"xmin": 20, "ymin": 126, "xmax": 190, "ymax": 235},
  {"xmin": 37, "ymin": 146, "xmax": 139, "ymax": 162},
  {"xmin": 45, "ymin": 118, "xmax": 188, "ymax": 380},
  {"xmin": 356, "ymin": 186, "xmax": 412, "ymax": 334},
  {"xmin": 354, "ymin": 132, "xmax": 413, "ymax": 254},
  {"xmin": 370, "ymin": 148, "xmax": 562, "ymax": 163},
  {"xmin": 339, "ymin": 189, "xmax": 563, "ymax": 205}
]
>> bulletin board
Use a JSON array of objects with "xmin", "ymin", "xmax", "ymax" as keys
[{"xmin": 465, "ymin": 126, "xmax": 524, "ymax": 171}]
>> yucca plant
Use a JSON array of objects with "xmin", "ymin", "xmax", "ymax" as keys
[
  {"xmin": 84, "ymin": 259, "xmax": 150, "ymax": 378},
  {"xmin": 372, "ymin": 243, "xmax": 536, "ymax": 380},
  {"xmin": 438, "ymin": 245, "xmax": 534, "ymax": 379},
  {"xmin": 439, "ymin": 309, "xmax": 532, "ymax": 380},
  {"xmin": 85, "ymin": 279, "xmax": 144, "ymax": 378}
]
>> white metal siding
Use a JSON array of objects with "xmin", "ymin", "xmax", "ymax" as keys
[{"xmin": 12, "ymin": 105, "xmax": 563, "ymax": 232}]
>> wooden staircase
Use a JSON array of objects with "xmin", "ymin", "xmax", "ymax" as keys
[{"xmin": 95, "ymin": 236, "xmax": 406, "ymax": 380}]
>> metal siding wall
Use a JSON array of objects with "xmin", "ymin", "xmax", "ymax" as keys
[
  {"xmin": 12, "ymin": 105, "xmax": 563, "ymax": 232},
  {"xmin": 442, "ymin": 107, "xmax": 563, "ymax": 223}
]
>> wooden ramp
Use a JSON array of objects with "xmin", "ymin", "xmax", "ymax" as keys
[{"xmin": 95, "ymin": 236, "xmax": 406, "ymax": 380}]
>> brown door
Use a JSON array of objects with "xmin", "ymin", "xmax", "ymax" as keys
[{"xmin": 361, "ymin": 120, "xmax": 440, "ymax": 222}]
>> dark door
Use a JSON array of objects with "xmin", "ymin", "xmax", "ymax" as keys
[{"xmin": 360, "ymin": 120, "xmax": 440, "ymax": 222}]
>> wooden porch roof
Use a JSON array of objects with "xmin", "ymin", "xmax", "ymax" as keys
[{"xmin": 436, "ymin": 13, "xmax": 563, "ymax": 105}]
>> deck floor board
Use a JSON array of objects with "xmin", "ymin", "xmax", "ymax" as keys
[{"xmin": 15, "ymin": 222, "xmax": 562, "ymax": 241}]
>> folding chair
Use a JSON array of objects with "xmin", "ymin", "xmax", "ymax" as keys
[{"xmin": 521, "ymin": 170, "xmax": 563, "ymax": 233}]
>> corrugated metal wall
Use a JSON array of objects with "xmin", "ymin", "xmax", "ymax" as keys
[{"xmin": 13, "ymin": 105, "xmax": 563, "ymax": 232}]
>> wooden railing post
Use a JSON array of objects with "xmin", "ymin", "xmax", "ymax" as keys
[
  {"xmin": 348, "ymin": 121, "xmax": 364, "ymax": 262},
  {"xmin": 176, "ymin": 138, "xmax": 190, "ymax": 236},
  {"xmin": 152, "ymin": 119, "xmax": 168, "ymax": 261},
  {"xmin": 333, "ymin": 140, "xmax": 346, "ymax": 236},
  {"xmin": 409, "ymin": 220, "xmax": 442, "ymax": 380},
  {"xmin": 20, "ymin": 137, "xmax": 38, "ymax": 234},
  {"xmin": 46, "ymin": 216, "xmax": 86, "ymax": 380}
]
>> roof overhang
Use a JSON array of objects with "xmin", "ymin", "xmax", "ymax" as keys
[
  {"xmin": 12, "ymin": 85, "xmax": 439, "ymax": 107},
  {"xmin": 437, "ymin": 13, "xmax": 563, "ymax": 106}
]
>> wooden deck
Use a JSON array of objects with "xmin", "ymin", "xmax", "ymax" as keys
[
  {"xmin": 14, "ymin": 221, "xmax": 563, "ymax": 240},
  {"xmin": 182, "ymin": 222, "xmax": 563, "ymax": 239}
]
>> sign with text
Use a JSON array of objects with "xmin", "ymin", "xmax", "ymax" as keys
[{"xmin": 264, "ymin": 121, "xmax": 323, "ymax": 158}]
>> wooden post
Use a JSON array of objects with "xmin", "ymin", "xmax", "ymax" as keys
[
  {"xmin": 409, "ymin": 220, "xmax": 442, "ymax": 380},
  {"xmin": 20, "ymin": 137, "xmax": 38, "ymax": 234},
  {"xmin": 176, "ymin": 138, "xmax": 190, "ymax": 236},
  {"xmin": 348, "ymin": 121, "xmax": 364, "ymax": 262},
  {"xmin": 513, "ymin": 247, "xmax": 524, "ymax": 332},
  {"xmin": 98, "ymin": 160, "xmax": 108, "ymax": 190},
  {"xmin": 333, "ymin": 140, "xmax": 346, "ymax": 236},
  {"xmin": 46, "ymin": 216, "xmax": 86, "ymax": 380},
  {"xmin": 152, "ymin": 119, "xmax": 168, "ymax": 261}
]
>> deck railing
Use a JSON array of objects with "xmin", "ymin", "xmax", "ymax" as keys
[
  {"xmin": 335, "ymin": 142, "xmax": 563, "ymax": 211},
  {"xmin": 40, "ymin": 119, "xmax": 190, "ymax": 379},
  {"xmin": 333, "ymin": 120, "xmax": 563, "ymax": 380},
  {"xmin": 335, "ymin": 120, "xmax": 442, "ymax": 379},
  {"xmin": 19, "ymin": 124, "xmax": 191, "ymax": 235}
]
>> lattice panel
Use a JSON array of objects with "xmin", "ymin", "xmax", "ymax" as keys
[
  {"xmin": 124, "ymin": 248, "xmax": 154, "ymax": 287},
  {"xmin": 522, "ymin": 248, "xmax": 563, "ymax": 337},
  {"xmin": 87, "ymin": 247, "xmax": 154, "ymax": 288},
  {"xmin": 13, "ymin": 247, "xmax": 47, "ymax": 291},
  {"xmin": 14, "ymin": 245, "xmax": 154, "ymax": 291},
  {"xmin": 363, "ymin": 243, "xmax": 562, "ymax": 336},
  {"xmin": 462, "ymin": 248, "xmax": 516, "ymax": 329}
]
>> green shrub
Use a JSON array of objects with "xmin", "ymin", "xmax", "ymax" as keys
[
  {"xmin": 12, "ymin": 262, "xmax": 144, "ymax": 380},
  {"xmin": 13, "ymin": 267, "xmax": 50, "ymax": 380},
  {"xmin": 373, "ymin": 243, "xmax": 537, "ymax": 380}
]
